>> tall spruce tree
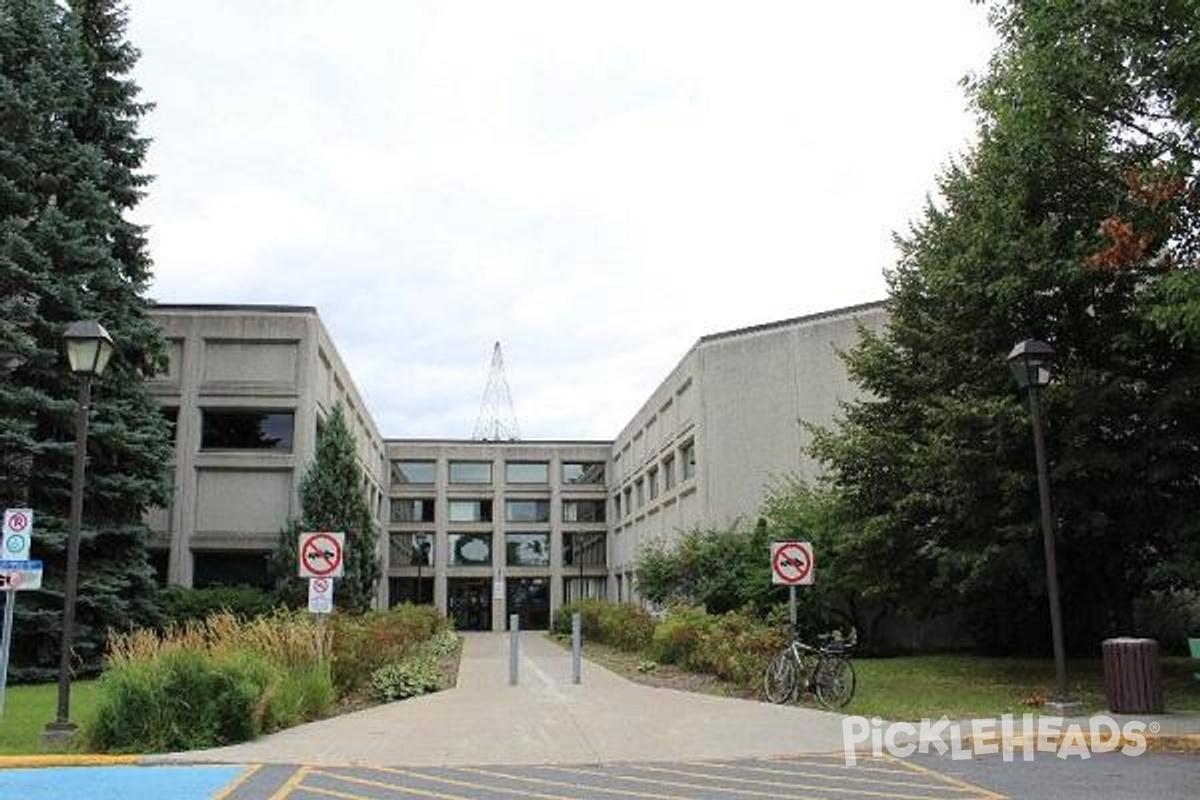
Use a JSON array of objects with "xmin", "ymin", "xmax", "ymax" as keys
[
  {"xmin": 271, "ymin": 404, "xmax": 382, "ymax": 612},
  {"xmin": 811, "ymin": 0, "xmax": 1200, "ymax": 653},
  {"xmin": 0, "ymin": 0, "xmax": 170, "ymax": 679}
]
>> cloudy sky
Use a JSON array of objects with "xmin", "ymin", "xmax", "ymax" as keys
[{"xmin": 127, "ymin": 2, "xmax": 997, "ymax": 440}]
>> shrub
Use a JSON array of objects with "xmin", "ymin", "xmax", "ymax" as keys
[
  {"xmin": 331, "ymin": 604, "xmax": 448, "ymax": 694},
  {"xmin": 690, "ymin": 609, "xmax": 786, "ymax": 687},
  {"xmin": 552, "ymin": 600, "xmax": 654, "ymax": 652},
  {"xmin": 161, "ymin": 586, "xmax": 279, "ymax": 626},
  {"xmin": 88, "ymin": 650, "xmax": 274, "ymax": 752},
  {"xmin": 649, "ymin": 607, "xmax": 714, "ymax": 665},
  {"xmin": 370, "ymin": 656, "xmax": 441, "ymax": 702}
]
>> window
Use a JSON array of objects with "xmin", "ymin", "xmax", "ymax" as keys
[
  {"xmin": 160, "ymin": 407, "xmax": 179, "ymax": 445},
  {"xmin": 648, "ymin": 467, "xmax": 659, "ymax": 501},
  {"xmin": 389, "ymin": 533, "xmax": 434, "ymax": 569},
  {"xmin": 388, "ymin": 576, "xmax": 433, "ymax": 606},
  {"xmin": 449, "ymin": 461, "xmax": 492, "ymax": 484},
  {"xmin": 448, "ymin": 533, "xmax": 492, "ymax": 566},
  {"xmin": 681, "ymin": 440, "xmax": 696, "ymax": 480},
  {"xmin": 390, "ymin": 498, "xmax": 435, "ymax": 523},
  {"xmin": 505, "ymin": 461, "xmax": 548, "ymax": 484},
  {"xmin": 663, "ymin": 456, "xmax": 676, "ymax": 491},
  {"xmin": 448, "ymin": 499, "xmax": 492, "ymax": 522},
  {"xmin": 505, "ymin": 499, "xmax": 550, "ymax": 523},
  {"xmin": 201, "ymin": 410, "xmax": 294, "ymax": 451},
  {"xmin": 562, "ymin": 462, "xmax": 605, "ymax": 484},
  {"xmin": 391, "ymin": 460, "xmax": 435, "ymax": 484},
  {"xmin": 635, "ymin": 478, "xmax": 645, "ymax": 509},
  {"xmin": 191, "ymin": 550, "xmax": 271, "ymax": 589},
  {"xmin": 506, "ymin": 532, "xmax": 550, "ymax": 567},
  {"xmin": 563, "ymin": 499, "xmax": 606, "ymax": 523},
  {"xmin": 563, "ymin": 532, "xmax": 606, "ymax": 567},
  {"xmin": 623, "ymin": 487, "xmax": 632, "ymax": 517},
  {"xmin": 613, "ymin": 493, "xmax": 622, "ymax": 519}
]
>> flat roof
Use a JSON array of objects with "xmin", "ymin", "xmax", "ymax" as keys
[
  {"xmin": 699, "ymin": 300, "xmax": 886, "ymax": 345},
  {"xmin": 150, "ymin": 303, "xmax": 318, "ymax": 314},
  {"xmin": 386, "ymin": 438, "xmax": 613, "ymax": 446}
]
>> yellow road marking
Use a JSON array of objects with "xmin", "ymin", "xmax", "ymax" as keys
[
  {"xmin": 212, "ymin": 764, "xmax": 261, "ymax": 800},
  {"xmin": 330, "ymin": 766, "xmax": 588, "ymax": 800},
  {"xmin": 0, "ymin": 755, "xmax": 141, "ymax": 768},
  {"xmin": 267, "ymin": 766, "xmax": 310, "ymax": 800},
  {"xmin": 538, "ymin": 763, "xmax": 889, "ymax": 800},
  {"xmin": 628, "ymin": 763, "xmax": 972, "ymax": 800},
  {"xmin": 883, "ymin": 756, "xmax": 1004, "ymax": 800},
  {"xmin": 310, "ymin": 769, "xmax": 476, "ymax": 800},
  {"xmin": 452, "ymin": 765, "xmax": 695, "ymax": 800},
  {"xmin": 695, "ymin": 759, "xmax": 976, "ymax": 791},
  {"xmin": 296, "ymin": 784, "xmax": 378, "ymax": 800},
  {"xmin": 753, "ymin": 757, "xmax": 941, "ymax": 777}
]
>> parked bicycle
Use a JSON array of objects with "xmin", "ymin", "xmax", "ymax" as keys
[{"xmin": 763, "ymin": 628, "xmax": 856, "ymax": 709}]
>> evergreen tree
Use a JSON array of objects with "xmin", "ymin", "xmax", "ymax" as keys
[
  {"xmin": 271, "ymin": 404, "xmax": 382, "ymax": 612},
  {"xmin": 0, "ymin": 0, "xmax": 170, "ymax": 679},
  {"xmin": 811, "ymin": 0, "xmax": 1200, "ymax": 653}
]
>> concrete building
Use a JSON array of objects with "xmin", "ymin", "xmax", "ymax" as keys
[
  {"xmin": 145, "ymin": 300, "xmax": 885, "ymax": 626},
  {"xmin": 144, "ymin": 305, "xmax": 387, "ymax": 593},
  {"xmin": 385, "ymin": 440, "xmax": 609, "ymax": 631},
  {"xmin": 607, "ymin": 302, "xmax": 887, "ymax": 598}
]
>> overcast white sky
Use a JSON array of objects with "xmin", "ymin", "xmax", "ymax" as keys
[{"xmin": 127, "ymin": 2, "xmax": 997, "ymax": 440}]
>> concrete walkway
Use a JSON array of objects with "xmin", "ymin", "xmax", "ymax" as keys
[{"xmin": 154, "ymin": 632, "xmax": 848, "ymax": 767}]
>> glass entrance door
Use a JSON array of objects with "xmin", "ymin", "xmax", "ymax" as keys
[
  {"xmin": 447, "ymin": 578, "xmax": 492, "ymax": 631},
  {"xmin": 506, "ymin": 577, "xmax": 550, "ymax": 630}
]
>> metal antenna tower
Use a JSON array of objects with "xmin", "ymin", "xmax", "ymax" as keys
[{"xmin": 472, "ymin": 341, "xmax": 521, "ymax": 441}]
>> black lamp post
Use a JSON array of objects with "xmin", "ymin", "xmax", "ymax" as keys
[
  {"xmin": 1007, "ymin": 338, "xmax": 1074, "ymax": 710},
  {"xmin": 44, "ymin": 321, "xmax": 114, "ymax": 740}
]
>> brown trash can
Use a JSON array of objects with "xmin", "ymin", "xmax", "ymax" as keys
[{"xmin": 1102, "ymin": 637, "xmax": 1163, "ymax": 714}]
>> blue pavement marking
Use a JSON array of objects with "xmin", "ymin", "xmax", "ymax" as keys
[{"xmin": 0, "ymin": 765, "xmax": 246, "ymax": 800}]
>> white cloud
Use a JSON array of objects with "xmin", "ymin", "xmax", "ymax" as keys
[{"xmin": 127, "ymin": 1, "xmax": 996, "ymax": 439}]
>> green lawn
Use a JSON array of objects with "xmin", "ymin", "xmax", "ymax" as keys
[
  {"xmin": 846, "ymin": 655, "xmax": 1200, "ymax": 721},
  {"xmin": 0, "ymin": 681, "xmax": 100, "ymax": 754}
]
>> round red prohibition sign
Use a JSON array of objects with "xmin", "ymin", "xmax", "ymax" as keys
[
  {"xmin": 302, "ymin": 534, "xmax": 342, "ymax": 577},
  {"xmin": 773, "ymin": 544, "xmax": 812, "ymax": 585},
  {"xmin": 312, "ymin": 578, "xmax": 330, "ymax": 594},
  {"xmin": 7, "ymin": 511, "xmax": 29, "ymax": 532}
]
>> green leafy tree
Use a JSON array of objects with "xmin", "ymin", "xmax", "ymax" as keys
[
  {"xmin": 1, "ymin": 0, "xmax": 171, "ymax": 679},
  {"xmin": 271, "ymin": 404, "xmax": 382, "ymax": 612},
  {"xmin": 811, "ymin": 0, "xmax": 1200, "ymax": 653}
]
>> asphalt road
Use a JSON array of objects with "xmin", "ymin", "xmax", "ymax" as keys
[{"xmin": 1, "ymin": 753, "xmax": 1195, "ymax": 799}]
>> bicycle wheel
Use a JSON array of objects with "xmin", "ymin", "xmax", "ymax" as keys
[
  {"xmin": 763, "ymin": 650, "xmax": 797, "ymax": 704},
  {"xmin": 814, "ymin": 655, "xmax": 855, "ymax": 709}
]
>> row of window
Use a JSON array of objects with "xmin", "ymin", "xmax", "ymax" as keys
[
  {"xmin": 391, "ymin": 460, "xmax": 605, "ymax": 486},
  {"xmin": 388, "ymin": 531, "xmax": 606, "ymax": 569},
  {"xmin": 614, "ymin": 439, "xmax": 695, "ymax": 519},
  {"xmin": 162, "ymin": 409, "xmax": 298, "ymax": 451},
  {"xmin": 390, "ymin": 497, "xmax": 606, "ymax": 524}
]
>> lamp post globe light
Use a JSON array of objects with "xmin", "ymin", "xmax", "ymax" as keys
[
  {"xmin": 1007, "ymin": 338, "xmax": 1077, "ymax": 712},
  {"xmin": 43, "ymin": 321, "xmax": 115, "ymax": 740}
]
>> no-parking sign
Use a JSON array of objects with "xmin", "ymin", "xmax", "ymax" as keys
[
  {"xmin": 2, "ymin": 509, "xmax": 33, "ymax": 561},
  {"xmin": 298, "ymin": 531, "xmax": 345, "ymax": 578},
  {"xmin": 308, "ymin": 577, "xmax": 334, "ymax": 614},
  {"xmin": 771, "ymin": 541, "xmax": 814, "ymax": 586}
]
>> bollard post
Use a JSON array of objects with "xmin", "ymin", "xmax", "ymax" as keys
[
  {"xmin": 509, "ymin": 613, "xmax": 519, "ymax": 686},
  {"xmin": 571, "ymin": 611, "xmax": 582, "ymax": 684}
]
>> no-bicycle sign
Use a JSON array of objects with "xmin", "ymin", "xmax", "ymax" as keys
[
  {"xmin": 298, "ymin": 531, "xmax": 345, "ymax": 578},
  {"xmin": 771, "ymin": 541, "xmax": 814, "ymax": 586}
]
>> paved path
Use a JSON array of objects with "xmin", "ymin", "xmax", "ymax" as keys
[{"xmin": 153, "ymin": 632, "xmax": 849, "ymax": 767}]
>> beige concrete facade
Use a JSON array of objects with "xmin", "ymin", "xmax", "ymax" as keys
[
  {"xmin": 385, "ymin": 440, "xmax": 609, "ymax": 631},
  {"xmin": 143, "ymin": 301, "xmax": 886, "ymax": 620},
  {"xmin": 608, "ymin": 302, "xmax": 887, "ymax": 596},
  {"xmin": 144, "ymin": 305, "xmax": 387, "ymax": 593}
]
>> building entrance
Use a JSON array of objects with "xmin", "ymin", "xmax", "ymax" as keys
[
  {"xmin": 506, "ymin": 577, "xmax": 550, "ymax": 630},
  {"xmin": 447, "ymin": 578, "xmax": 492, "ymax": 631}
]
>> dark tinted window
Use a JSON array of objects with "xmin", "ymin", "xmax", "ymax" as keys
[
  {"xmin": 562, "ymin": 462, "xmax": 605, "ymax": 484},
  {"xmin": 201, "ymin": 410, "xmax": 294, "ymax": 451},
  {"xmin": 192, "ymin": 550, "xmax": 271, "ymax": 589}
]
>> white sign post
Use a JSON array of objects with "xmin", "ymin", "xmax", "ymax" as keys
[
  {"xmin": 771, "ymin": 541, "xmax": 815, "ymax": 636},
  {"xmin": 1, "ymin": 508, "xmax": 36, "ymax": 718},
  {"xmin": 298, "ymin": 532, "xmax": 345, "ymax": 579},
  {"xmin": 308, "ymin": 577, "xmax": 334, "ymax": 614}
]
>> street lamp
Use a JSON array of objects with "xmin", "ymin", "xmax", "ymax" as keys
[
  {"xmin": 1007, "ymin": 338, "xmax": 1075, "ymax": 711},
  {"xmin": 43, "ymin": 321, "xmax": 114, "ymax": 740}
]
